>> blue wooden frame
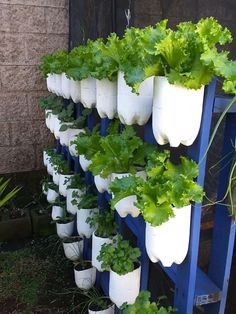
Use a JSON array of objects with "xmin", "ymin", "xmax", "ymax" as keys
[{"xmin": 56, "ymin": 80, "xmax": 236, "ymax": 313}]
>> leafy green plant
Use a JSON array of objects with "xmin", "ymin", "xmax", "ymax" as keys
[
  {"xmin": 58, "ymin": 103, "xmax": 75, "ymax": 125},
  {"xmin": 97, "ymin": 235, "xmax": 141, "ymax": 275},
  {"xmin": 60, "ymin": 108, "xmax": 92, "ymax": 132},
  {"xmin": 71, "ymin": 124, "xmax": 102, "ymax": 160},
  {"xmin": 137, "ymin": 151, "xmax": 203, "ymax": 226},
  {"xmin": 147, "ymin": 17, "xmax": 236, "ymax": 93},
  {"xmin": 39, "ymin": 96, "xmax": 64, "ymax": 116},
  {"xmin": 89, "ymin": 125, "xmax": 155, "ymax": 178},
  {"xmin": 0, "ymin": 178, "xmax": 21, "ymax": 209},
  {"xmin": 66, "ymin": 174, "xmax": 84, "ymax": 190},
  {"xmin": 109, "ymin": 175, "xmax": 142, "ymax": 210},
  {"xmin": 66, "ymin": 40, "xmax": 96, "ymax": 81},
  {"xmin": 102, "ymin": 21, "xmax": 168, "ymax": 94},
  {"xmin": 50, "ymin": 156, "xmax": 71, "ymax": 175},
  {"xmin": 73, "ymin": 193, "xmax": 97, "ymax": 209},
  {"xmin": 86, "ymin": 210, "xmax": 117, "ymax": 238},
  {"xmin": 39, "ymin": 50, "xmax": 69, "ymax": 76},
  {"xmin": 47, "ymin": 182, "xmax": 59, "ymax": 192},
  {"xmin": 121, "ymin": 291, "xmax": 175, "ymax": 314},
  {"xmin": 52, "ymin": 209, "xmax": 74, "ymax": 224},
  {"xmin": 89, "ymin": 297, "xmax": 113, "ymax": 312},
  {"xmin": 110, "ymin": 150, "xmax": 204, "ymax": 226},
  {"xmin": 53, "ymin": 197, "xmax": 66, "ymax": 209}
]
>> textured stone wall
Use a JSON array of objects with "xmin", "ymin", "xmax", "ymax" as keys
[{"xmin": 0, "ymin": 0, "xmax": 69, "ymax": 174}]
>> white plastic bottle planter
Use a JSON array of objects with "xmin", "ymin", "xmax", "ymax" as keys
[
  {"xmin": 152, "ymin": 76, "xmax": 205, "ymax": 147},
  {"xmin": 47, "ymin": 188, "xmax": 59, "ymax": 204},
  {"xmin": 45, "ymin": 110, "xmax": 52, "ymax": 129},
  {"xmin": 110, "ymin": 171, "xmax": 146, "ymax": 218},
  {"xmin": 59, "ymin": 174, "xmax": 74, "ymax": 197},
  {"xmin": 94, "ymin": 175, "xmax": 111, "ymax": 193},
  {"xmin": 109, "ymin": 264, "xmax": 141, "ymax": 308},
  {"xmin": 68, "ymin": 129, "xmax": 85, "ymax": 157},
  {"xmin": 66, "ymin": 188, "xmax": 84, "ymax": 215},
  {"xmin": 79, "ymin": 155, "xmax": 92, "ymax": 172},
  {"xmin": 117, "ymin": 71, "xmax": 153, "ymax": 125},
  {"xmin": 51, "ymin": 205, "xmax": 64, "ymax": 221},
  {"xmin": 43, "ymin": 150, "xmax": 49, "ymax": 167},
  {"xmin": 52, "ymin": 169, "xmax": 60, "ymax": 185},
  {"xmin": 80, "ymin": 77, "xmax": 96, "ymax": 108},
  {"xmin": 61, "ymin": 73, "xmax": 71, "ymax": 99},
  {"xmin": 62, "ymin": 236, "xmax": 83, "ymax": 261},
  {"xmin": 145, "ymin": 205, "xmax": 191, "ymax": 267},
  {"xmin": 92, "ymin": 232, "xmax": 115, "ymax": 272},
  {"xmin": 77, "ymin": 208, "xmax": 99, "ymax": 238},
  {"xmin": 96, "ymin": 79, "xmax": 117, "ymax": 119},
  {"xmin": 56, "ymin": 219, "xmax": 74, "ymax": 238},
  {"xmin": 88, "ymin": 299, "xmax": 115, "ymax": 314},
  {"xmin": 53, "ymin": 117, "xmax": 61, "ymax": 140},
  {"xmin": 69, "ymin": 79, "xmax": 81, "ymax": 103},
  {"xmin": 49, "ymin": 114, "xmax": 58, "ymax": 133},
  {"xmin": 74, "ymin": 262, "xmax": 96, "ymax": 290},
  {"xmin": 68, "ymin": 128, "xmax": 85, "ymax": 144},
  {"xmin": 47, "ymin": 162, "xmax": 54, "ymax": 176},
  {"xmin": 59, "ymin": 123, "xmax": 73, "ymax": 146},
  {"xmin": 46, "ymin": 73, "xmax": 53, "ymax": 92},
  {"xmin": 54, "ymin": 73, "xmax": 63, "ymax": 96}
]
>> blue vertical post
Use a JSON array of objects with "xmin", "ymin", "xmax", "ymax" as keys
[
  {"xmin": 204, "ymin": 113, "xmax": 236, "ymax": 314},
  {"xmin": 174, "ymin": 79, "xmax": 216, "ymax": 313}
]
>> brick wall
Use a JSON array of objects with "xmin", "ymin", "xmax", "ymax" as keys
[{"xmin": 0, "ymin": 0, "xmax": 69, "ymax": 174}]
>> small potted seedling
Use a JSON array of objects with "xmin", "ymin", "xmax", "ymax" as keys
[
  {"xmin": 87, "ymin": 210, "xmax": 117, "ymax": 271},
  {"xmin": 75, "ymin": 192, "xmax": 99, "ymax": 238},
  {"xmin": 120, "ymin": 291, "xmax": 175, "ymax": 314},
  {"xmin": 57, "ymin": 103, "xmax": 75, "ymax": 145},
  {"xmin": 53, "ymin": 209, "xmax": 75, "ymax": 238},
  {"xmin": 46, "ymin": 182, "xmax": 59, "ymax": 204},
  {"xmin": 98, "ymin": 235, "xmax": 141, "ymax": 308},
  {"xmin": 88, "ymin": 297, "xmax": 115, "ymax": 314},
  {"xmin": 41, "ymin": 176, "xmax": 50, "ymax": 196},
  {"xmin": 66, "ymin": 174, "xmax": 85, "ymax": 215},
  {"xmin": 51, "ymin": 198, "xmax": 66, "ymax": 221},
  {"xmin": 62, "ymin": 235, "xmax": 84, "ymax": 261},
  {"xmin": 74, "ymin": 259, "xmax": 96, "ymax": 290}
]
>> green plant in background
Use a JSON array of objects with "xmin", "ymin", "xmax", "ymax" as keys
[
  {"xmin": 73, "ymin": 192, "xmax": 97, "ymax": 209},
  {"xmin": 0, "ymin": 178, "xmax": 21, "ymax": 209},
  {"xmin": 121, "ymin": 291, "xmax": 175, "ymax": 314},
  {"xmin": 52, "ymin": 197, "xmax": 66, "ymax": 209},
  {"xmin": 89, "ymin": 125, "xmax": 155, "ymax": 178},
  {"xmin": 66, "ymin": 173, "xmax": 84, "ymax": 190},
  {"xmin": 60, "ymin": 108, "xmax": 92, "ymax": 131},
  {"xmin": 86, "ymin": 210, "xmax": 117, "ymax": 238},
  {"xmin": 39, "ymin": 95, "xmax": 64, "ymax": 115},
  {"xmin": 71, "ymin": 123, "xmax": 102, "ymax": 160},
  {"xmin": 97, "ymin": 235, "xmax": 141, "ymax": 275},
  {"xmin": 47, "ymin": 182, "xmax": 59, "ymax": 192},
  {"xmin": 50, "ymin": 157, "xmax": 71, "ymax": 175},
  {"xmin": 58, "ymin": 103, "xmax": 75, "ymax": 124}
]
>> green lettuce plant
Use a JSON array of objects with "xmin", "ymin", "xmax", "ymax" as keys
[
  {"xmin": 97, "ymin": 235, "xmax": 141, "ymax": 275},
  {"xmin": 60, "ymin": 108, "xmax": 92, "ymax": 132},
  {"xmin": 39, "ymin": 96, "xmax": 64, "ymax": 115},
  {"xmin": 86, "ymin": 210, "xmax": 117, "ymax": 238},
  {"xmin": 71, "ymin": 124, "xmax": 101, "ymax": 160},
  {"xmin": 66, "ymin": 173, "xmax": 84, "ymax": 190},
  {"xmin": 72, "ymin": 192, "xmax": 97, "ymax": 209},
  {"xmin": 121, "ymin": 291, "xmax": 175, "ymax": 314},
  {"xmin": 110, "ymin": 150, "xmax": 204, "ymax": 227},
  {"xmin": 89, "ymin": 125, "xmax": 155, "ymax": 178},
  {"xmin": 39, "ymin": 50, "xmax": 68, "ymax": 76},
  {"xmin": 146, "ymin": 17, "xmax": 236, "ymax": 93}
]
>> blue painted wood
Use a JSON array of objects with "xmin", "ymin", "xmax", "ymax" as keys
[
  {"xmin": 214, "ymin": 96, "xmax": 236, "ymax": 113},
  {"xmin": 204, "ymin": 113, "xmax": 236, "ymax": 314},
  {"xmin": 174, "ymin": 79, "xmax": 217, "ymax": 313}
]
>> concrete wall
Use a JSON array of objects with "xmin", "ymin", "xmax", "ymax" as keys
[{"xmin": 0, "ymin": 0, "xmax": 69, "ymax": 174}]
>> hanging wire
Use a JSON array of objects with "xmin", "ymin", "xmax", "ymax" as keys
[{"xmin": 125, "ymin": 0, "xmax": 132, "ymax": 28}]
